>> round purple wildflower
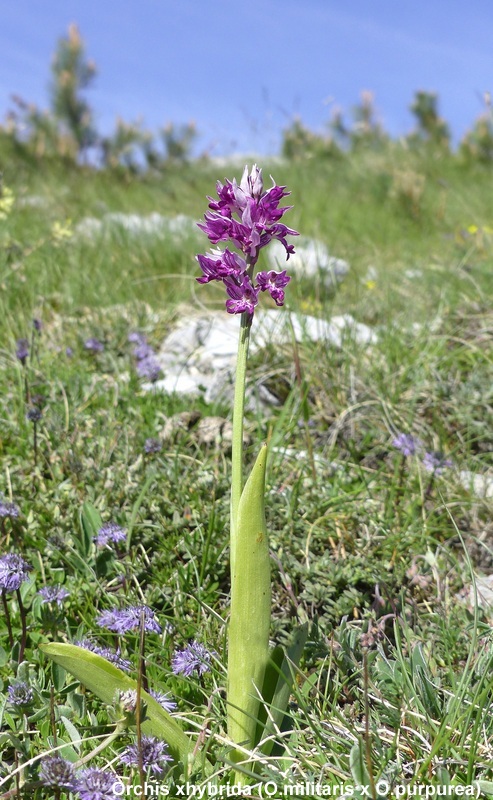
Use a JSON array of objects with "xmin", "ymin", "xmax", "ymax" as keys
[
  {"xmin": 26, "ymin": 406, "xmax": 42, "ymax": 422},
  {"xmin": 75, "ymin": 766, "xmax": 119, "ymax": 799},
  {"xmin": 120, "ymin": 735, "xmax": 172, "ymax": 775},
  {"xmin": 0, "ymin": 500, "xmax": 20, "ymax": 519},
  {"xmin": 133, "ymin": 341, "xmax": 154, "ymax": 360},
  {"xmin": 75, "ymin": 638, "xmax": 131, "ymax": 672},
  {"xmin": 144, "ymin": 437, "xmax": 162, "ymax": 455},
  {"xmin": 136, "ymin": 355, "xmax": 162, "ymax": 382},
  {"xmin": 38, "ymin": 585, "xmax": 70, "ymax": 606},
  {"xmin": 149, "ymin": 689, "xmax": 178, "ymax": 713},
  {"xmin": 171, "ymin": 640, "xmax": 214, "ymax": 677},
  {"xmin": 392, "ymin": 433, "xmax": 421, "ymax": 457},
  {"xmin": 96, "ymin": 522, "xmax": 127, "ymax": 547},
  {"xmin": 39, "ymin": 755, "xmax": 77, "ymax": 790},
  {"xmin": 96, "ymin": 605, "xmax": 162, "ymax": 635},
  {"xmin": 423, "ymin": 451, "xmax": 453, "ymax": 475},
  {"xmin": 128, "ymin": 331, "xmax": 147, "ymax": 345},
  {"xmin": 33, "ymin": 318, "xmax": 43, "ymax": 332},
  {"xmin": 7, "ymin": 681, "xmax": 34, "ymax": 707},
  {"xmin": 15, "ymin": 338, "xmax": 29, "ymax": 364},
  {"xmin": 84, "ymin": 337, "xmax": 104, "ymax": 353},
  {"xmin": 0, "ymin": 553, "xmax": 32, "ymax": 592}
]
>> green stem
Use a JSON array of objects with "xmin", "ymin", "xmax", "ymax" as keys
[{"xmin": 230, "ymin": 311, "xmax": 252, "ymax": 575}]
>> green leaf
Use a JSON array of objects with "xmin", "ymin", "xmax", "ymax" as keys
[
  {"xmin": 79, "ymin": 502, "xmax": 102, "ymax": 557},
  {"xmin": 257, "ymin": 624, "xmax": 308, "ymax": 755},
  {"xmin": 349, "ymin": 740, "xmax": 371, "ymax": 787},
  {"xmin": 52, "ymin": 662, "xmax": 66, "ymax": 691},
  {"xmin": 40, "ymin": 643, "xmax": 194, "ymax": 768},
  {"xmin": 61, "ymin": 716, "xmax": 82, "ymax": 753},
  {"xmin": 227, "ymin": 444, "xmax": 270, "ymax": 753},
  {"xmin": 475, "ymin": 782, "xmax": 493, "ymax": 797}
]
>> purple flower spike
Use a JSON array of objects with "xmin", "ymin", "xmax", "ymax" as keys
[
  {"xmin": 196, "ymin": 164, "xmax": 298, "ymax": 316},
  {"xmin": 392, "ymin": 433, "xmax": 421, "ymax": 457},
  {"xmin": 423, "ymin": 451, "xmax": 453, "ymax": 475}
]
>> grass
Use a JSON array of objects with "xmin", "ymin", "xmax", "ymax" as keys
[{"xmin": 1, "ymin": 136, "xmax": 493, "ymax": 796}]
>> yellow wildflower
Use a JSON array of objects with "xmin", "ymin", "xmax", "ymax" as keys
[
  {"xmin": 51, "ymin": 219, "xmax": 73, "ymax": 242},
  {"xmin": 0, "ymin": 186, "xmax": 15, "ymax": 220}
]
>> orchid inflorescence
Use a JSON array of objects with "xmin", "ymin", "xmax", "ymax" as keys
[{"xmin": 196, "ymin": 164, "xmax": 298, "ymax": 316}]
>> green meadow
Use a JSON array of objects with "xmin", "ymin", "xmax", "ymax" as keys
[{"xmin": 1, "ymin": 130, "xmax": 493, "ymax": 795}]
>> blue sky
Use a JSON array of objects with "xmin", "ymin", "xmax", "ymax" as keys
[{"xmin": 2, "ymin": 0, "xmax": 492, "ymax": 156}]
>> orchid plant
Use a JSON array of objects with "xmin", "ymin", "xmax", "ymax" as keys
[{"xmin": 41, "ymin": 165, "xmax": 304, "ymax": 781}]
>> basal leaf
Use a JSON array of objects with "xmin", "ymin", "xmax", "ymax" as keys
[
  {"xmin": 40, "ymin": 643, "xmax": 193, "ymax": 767},
  {"xmin": 227, "ymin": 444, "xmax": 270, "ymax": 753}
]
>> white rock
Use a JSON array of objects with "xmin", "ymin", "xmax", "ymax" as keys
[
  {"xmin": 75, "ymin": 212, "xmax": 197, "ymax": 240},
  {"xmin": 458, "ymin": 470, "xmax": 493, "ymax": 499},
  {"xmin": 467, "ymin": 574, "xmax": 493, "ymax": 609},
  {"xmin": 268, "ymin": 237, "xmax": 350, "ymax": 287},
  {"xmin": 147, "ymin": 309, "xmax": 375, "ymax": 404},
  {"xmin": 145, "ymin": 372, "xmax": 209, "ymax": 396}
]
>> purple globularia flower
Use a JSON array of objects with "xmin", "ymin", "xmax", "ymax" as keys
[
  {"xmin": 38, "ymin": 585, "xmax": 70, "ymax": 606},
  {"xmin": 392, "ymin": 433, "xmax": 422, "ymax": 457},
  {"xmin": 84, "ymin": 337, "xmax": 104, "ymax": 353},
  {"xmin": 422, "ymin": 451, "xmax": 453, "ymax": 475},
  {"xmin": 129, "ymin": 332, "xmax": 162, "ymax": 382},
  {"xmin": 7, "ymin": 681, "xmax": 34, "ymax": 707},
  {"xmin": 120, "ymin": 735, "xmax": 172, "ymax": 775},
  {"xmin": 15, "ymin": 338, "xmax": 29, "ymax": 364},
  {"xmin": 136, "ymin": 355, "xmax": 162, "ymax": 382},
  {"xmin": 133, "ymin": 340, "xmax": 154, "ymax": 361},
  {"xmin": 39, "ymin": 756, "xmax": 77, "ymax": 790},
  {"xmin": 96, "ymin": 604, "xmax": 162, "ymax": 635},
  {"xmin": 0, "ymin": 553, "xmax": 32, "ymax": 592},
  {"xmin": 196, "ymin": 165, "xmax": 298, "ymax": 316},
  {"xmin": 33, "ymin": 318, "xmax": 42, "ymax": 332},
  {"xmin": 171, "ymin": 640, "xmax": 214, "ymax": 677},
  {"xmin": 75, "ymin": 766, "xmax": 118, "ymax": 799},
  {"xmin": 149, "ymin": 690, "xmax": 177, "ymax": 713},
  {"xmin": 95, "ymin": 522, "xmax": 127, "ymax": 547},
  {"xmin": 26, "ymin": 406, "xmax": 42, "ymax": 422},
  {"xmin": 144, "ymin": 437, "xmax": 162, "ymax": 455},
  {"xmin": 128, "ymin": 331, "xmax": 146, "ymax": 345},
  {"xmin": 0, "ymin": 499, "xmax": 20, "ymax": 519},
  {"xmin": 75, "ymin": 639, "xmax": 131, "ymax": 672},
  {"xmin": 65, "ymin": 346, "xmax": 74, "ymax": 358}
]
